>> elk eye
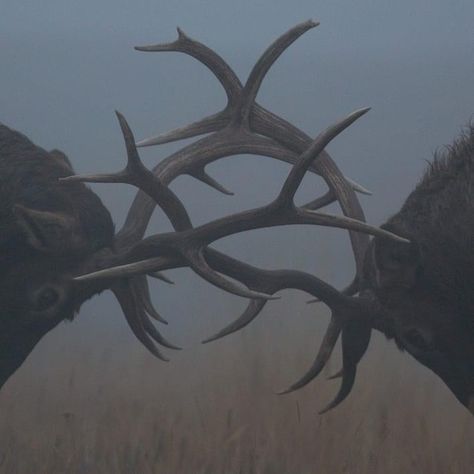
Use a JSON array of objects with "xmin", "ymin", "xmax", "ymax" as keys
[
  {"xmin": 35, "ymin": 287, "xmax": 60, "ymax": 311},
  {"xmin": 402, "ymin": 328, "xmax": 433, "ymax": 352}
]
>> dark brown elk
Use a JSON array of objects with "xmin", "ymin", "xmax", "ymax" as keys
[
  {"xmin": 0, "ymin": 124, "xmax": 115, "ymax": 387},
  {"xmin": 1, "ymin": 21, "xmax": 472, "ymax": 416}
]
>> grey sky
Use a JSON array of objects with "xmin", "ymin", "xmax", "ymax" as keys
[{"xmin": 1, "ymin": 1, "xmax": 472, "ymax": 53}]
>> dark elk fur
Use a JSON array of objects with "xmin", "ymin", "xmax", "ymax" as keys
[
  {"xmin": 0, "ymin": 21, "xmax": 472, "ymax": 415},
  {"xmin": 364, "ymin": 126, "xmax": 474, "ymax": 410},
  {"xmin": 0, "ymin": 124, "xmax": 114, "ymax": 387}
]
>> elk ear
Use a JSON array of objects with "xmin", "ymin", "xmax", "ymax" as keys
[
  {"xmin": 373, "ymin": 228, "xmax": 420, "ymax": 290},
  {"xmin": 13, "ymin": 204, "xmax": 85, "ymax": 254}
]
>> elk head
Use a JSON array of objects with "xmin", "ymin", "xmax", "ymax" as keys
[
  {"xmin": 0, "ymin": 125, "xmax": 115, "ymax": 387},
  {"xmin": 362, "ymin": 129, "xmax": 474, "ymax": 412}
]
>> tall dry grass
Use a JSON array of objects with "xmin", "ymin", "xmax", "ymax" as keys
[{"xmin": 0, "ymin": 293, "xmax": 472, "ymax": 473}]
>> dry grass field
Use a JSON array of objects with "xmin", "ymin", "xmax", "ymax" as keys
[{"xmin": 0, "ymin": 293, "xmax": 472, "ymax": 473}]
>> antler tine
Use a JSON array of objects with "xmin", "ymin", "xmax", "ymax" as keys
[
  {"xmin": 319, "ymin": 364, "xmax": 357, "ymax": 414},
  {"xmin": 302, "ymin": 190, "xmax": 337, "ymax": 211},
  {"xmin": 344, "ymin": 177, "xmax": 372, "ymax": 196},
  {"xmin": 278, "ymin": 316, "xmax": 342, "ymax": 394},
  {"xmin": 307, "ymin": 277, "xmax": 360, "ymax": 303},
  {"xmin": 135, "ymin": 26, "xmax": 242, "ymax": 106},
  {"xmin": 202, "ymin": 299, "xmax": 268, "ymax": 344},
  {"xmin": 327, "ymin": 368, "xmax": 344, "ymax": 380},
  {"xmin": 318, "ymin": 321, "xmax": 371, "ymax": 413},
  {"xmin": 136, "ymin": 112, "xmax": 232, "ymax": 148},
  {"xmin": 147, "ymin": 271, "xmax": 174, "ymax": 284},
  {"xmin": 132, "ymin": 275, "xmax": 169, "ymax": 325},
  {"xmin": 238, "ymin": 20, "xmax": 319, "ymax": 125},
  {"xmin": 62, "ymin": 112, "xmax": 192, "ymax": 233},
  {"xmin": 113, "ymin": 281, "xmax": 170, "ymax": 361},
  {"xmin": 277, "ymin": 108, "xmax": 370, "ymax": 204}
]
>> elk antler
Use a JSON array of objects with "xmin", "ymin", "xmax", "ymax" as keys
[{"xmin": 65, "ymin": 21, "xmax": 405, "ymax": 412}]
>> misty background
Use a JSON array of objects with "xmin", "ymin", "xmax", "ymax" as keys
[{"xmin": 0, "ymin": 2, "xmax": 473, "ymax": 467}]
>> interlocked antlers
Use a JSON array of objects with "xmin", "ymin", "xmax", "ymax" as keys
[{"xmin": 64, "ymin": 20, "xmax": 406, "ymax": 412}]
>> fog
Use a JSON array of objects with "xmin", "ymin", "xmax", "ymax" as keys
[{"xmin": 0, "ymin": 2, "xmax": 473, "ymax": 470}]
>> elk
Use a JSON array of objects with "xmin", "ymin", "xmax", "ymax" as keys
[
  {"xmin": 1, "ymin": 21, "xmax": 472, "ymax": 415},
  {"xmin": 0, "ymin": 123, "xmax": 115, "ymax": 386}
]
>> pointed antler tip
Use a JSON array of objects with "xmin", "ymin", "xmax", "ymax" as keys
[
  {"xmin": 115, "ymin": 110, "xmax": 127, "ymax": 126},
  {"xmin": 276, "ymin": 387, "xmax": 293, "ymax": 396},
  {"xmin": 201, "ymin": 336, "xmax": 217, "ymax": 345},
  {"xmin": 318, "ymin": 402, "xmax": 337, "ymax": 415},
  {"xmin": 176, "ymin": 27, "xmax": 187, "ymax": 39},
  {"xmin": 135, "ymin": 137, "xmax": 156, "ymax": 148}
]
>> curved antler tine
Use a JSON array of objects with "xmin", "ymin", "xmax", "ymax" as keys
[
  {"xmin": 134, "ymin": 28, "xmax": 243, "ymax": 147},
  {"xmin": 135, "ymin": 27, "xmax": 242, "ymax": 106},
  {"xmin": 278, "ymin": 108, "xmax": 371, "ymax": 204},
  {"xmin": 147, "ymin": 271, "xmax": 174, "ymax": 284},
  {"xmin": 132, "ymin": 276, "xmax": 168, "ymax": 324},
  {"xmin": 185, "ymin": 248, "xmax": 279, "ymax": 301},
  {"xmin": 240, "ymin": 20, "xmax": 319, "ymax": 122},
  {"xmin": 302, "ymin": 190, "xmax": 336, "ymax": 211},
  {"xmin": 115, "ymin": 112, "xmax": 193, "ymax": 231},
  {"xmin": 344, "ymin": 176, "xmax": 372, "ymax": 196},
  {"xmin": 128, "ymin": 278, "xmax": 181, "ymax": 349},
  {"xmin": 136, "ymin": 110, "xmax": 231, "ymax": 147},
  {"xmin": 63, "ymin": 111, "xmax": 193, "ymax": 232},
  {"xmin": 75, "ymin": 256, "xmax": 178, "ymax": 283},
  {"xmin": 202, "ymin": 299, "xmax": 268, "ymax": 344},
  {"xmin": 113, "ymin": 283, "xmax": 169, "ymax": 361},
  {"xmin": 278, "ymin": 316, "xmax": 342, "ymax": 394},
  {"xmin": 307, "ymin": 277, "xmax": 359, "ymax": 304},
  {"xmin": 319, "ymin": 364, "xmax": 356, "ymax": 414},
  {"xmin": 140, "ymin": 315, "xmax": 182, "ymax": 350},
  {"xmin": 327, "ymin": 368, "xmax": 343, "ymax": 380},
  {"xmin": 298, "ymin": 210, "xmax": 409, "ymax": 242},
  {"xmin": 115, "ymin": 111, "xmax": 142, "ymax": 166},
  {"xmin": 59, "ymin": 170, "xmax": 127, "ymax": 184},
  {"xmin": 318, "ymin": 320, "xmax": 371, "ymax": 413},
  {"xmin": 189, "ymin": 168, "xmax": 234, "ymax": 196}
]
